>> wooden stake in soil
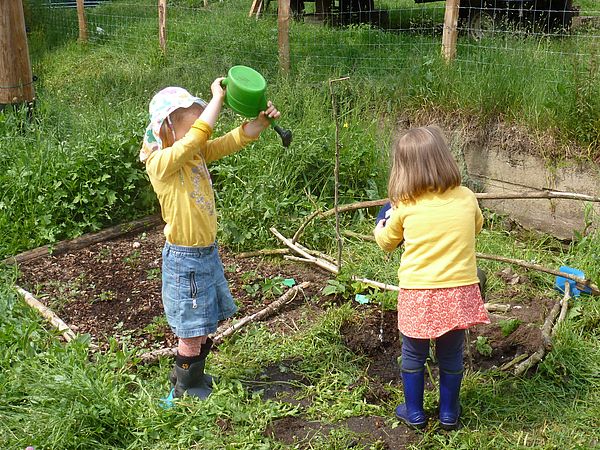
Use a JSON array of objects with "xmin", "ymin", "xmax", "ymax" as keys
[
  {"xmin": 277, "ymin": 0, "xmax": 290, "ymax": 73},
  {"xmin": 158, "ymin": 0, "xmax": 167, "ymax": 54},
  {"xmin": 328, "ymin": 76, "xmax": 350, "ymax": 272},
  {"xmin": 76, "ymin": 0, "xmax": 88, "ymax": 42},
  {"xmin": 442, "ymin": 0, "xmax": 460, "ymax": 61}
]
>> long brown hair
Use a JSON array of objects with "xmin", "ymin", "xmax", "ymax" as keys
[{"xmin": 387, "ymin": 126, "xmax": 461, "ymax": 204}]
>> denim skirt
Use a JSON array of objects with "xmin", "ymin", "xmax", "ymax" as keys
[{"xmin": 161, "ymin": 241, "xmax": 238, "ymax": 338}]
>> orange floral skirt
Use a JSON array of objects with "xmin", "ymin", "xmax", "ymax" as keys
[{"xmin": 397, "ymin": 283, "xmax": 490, "ymax": 339}]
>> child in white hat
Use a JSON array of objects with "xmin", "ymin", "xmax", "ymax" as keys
[{"xmin": 141, "ymin": 78, "xmax": 280, "ymax": 400}]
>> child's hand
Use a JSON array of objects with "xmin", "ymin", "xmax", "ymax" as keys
[
  {"xmin": 243, "ymin": 101, "xmax": 280, "ymax": 138},
  {"xmin": 210, "ymin": 77, "xmax": 226, "ymax": 103},
  {"xmin": 373, "ymin": 219, "xmax": 386, "ymax": 236}
]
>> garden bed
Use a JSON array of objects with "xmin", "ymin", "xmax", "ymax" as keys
[{"xmin": 15, "ymin": 223, "xmax": 560, "ymax": 445}]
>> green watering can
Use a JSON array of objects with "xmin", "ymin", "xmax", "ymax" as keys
[{"xmin": 221, "ymin": 66, "xmax": 292, "ymax": 147}]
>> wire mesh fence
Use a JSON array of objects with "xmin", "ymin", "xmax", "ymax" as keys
[{"xmin": 28, "ymin": 0, "xmax": 599, "ymax": 87}]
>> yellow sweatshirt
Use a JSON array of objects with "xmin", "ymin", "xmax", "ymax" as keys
[
  {"xmin": 375, "ymin": 186, "xmax": 483, "ymax": 289},
  {"xmin": 145, "ymin": 119, "xmax": 257, "ymax": 247}
]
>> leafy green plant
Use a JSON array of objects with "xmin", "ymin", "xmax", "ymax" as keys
[
  {"xmin": 145, "ymin": 267, "xmax": 161, "ymax": 280},
  {"xmin": 499, "ymin": 318, "xmax": 521, "ymax": 337},
  {"xmin": 141, "ymin": 315, "xmax": 169, "ymax": 339},
  {"xmin": 123, "ymin": 250, "xmax": 141, "ymax": 268},
  {"xmin": 322, "ymin": 279, "xmax": 348, "ymax": 297},
  {"xmin": 259, "ymin": 277, "xmax": 285, "ymax": 299},
  {"xmin": 96, "ymin": 290, "xmax": 116, "ymax": 302},
  {"xmin": 475, "ymin": 336, "xmax": 493, "ymax": 357}
]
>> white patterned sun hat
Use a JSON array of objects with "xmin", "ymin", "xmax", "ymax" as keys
[{"xmin": 140, "ymin": 86, "xmax": 207, "ymax": 162}]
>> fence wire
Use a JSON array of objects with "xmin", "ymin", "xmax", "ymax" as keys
[{"xmin": 29, "ymin": 0, "xmax": 599, "ymax": 86}]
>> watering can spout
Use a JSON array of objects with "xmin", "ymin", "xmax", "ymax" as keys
[{"xmin": 273, "ymin": 124, "xmax": 292, "ymax": 147}]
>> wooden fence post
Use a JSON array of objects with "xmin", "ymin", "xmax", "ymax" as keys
[
  {"xmin": 278, "ymin": 0, "xmax": 290, "ymax": 73},
  {"xmin": 0, "ymin": 0, "xmax": 35, "ymax": 105},
  {"xmin": 159, "ymin": 0, "xmax": 167, "ymax": 54},
  {"xmin": 76, "ymin": 0, "xmax": 88, "ymax": 42},
  {"xmin": 442, "ymin": 0, "xmax": 460, "ymax": 61}
]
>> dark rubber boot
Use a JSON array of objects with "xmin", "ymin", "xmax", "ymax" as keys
[
  {"xmin": 439, "ymin": 370, "xmax": 463, "ymax": 430},
  {"xmin": 170, "ymin": 338, "xmax": 216, "ymax": 388},
  {"xmin": 477, "ymin": 267, "xmax": 487, "ymax": 298},
  {"xmin": 173, "ymin": 339, "xmax": 214, "ymax": 400},
  {"xmin": 395, "ymin": 370, "xmax": 427, "ymax": 429}
]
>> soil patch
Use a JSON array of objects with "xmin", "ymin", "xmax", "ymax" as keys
[
  {"xmin": 17, "ymin": 225, "xmax": 331, "ymax": 350},
  {"xmin": 245, "ymin": 358, "xmax": 312, "ymax": 407},
  {"xmin": 339, "ymin": 279, "xmax": 556, "ymax": 375},
  {"xmin": 267, "ymin": 415, "xmax": 418, "ymax": 449}
]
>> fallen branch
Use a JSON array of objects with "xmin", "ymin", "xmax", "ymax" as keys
[
  {"xmin": 16, "ymin": 286, "xmax": 77, "ymax": 342},
  {"xmin": 476, "ymin": 252, "xmax": 599, "ymax": 296},
  {"xmin": 212, "ymin": 282, "xmax": 310, "ymax": 345},
  {"xmin": 292, "ymin": 190, "xmax": 600, "ymax": 244},
  {"xmin": 270, "ymin": 227, "xmax": 339, "ymax": 274},
  {"xmin": 3, "ymin": 214, "xmax": 163, "ymax": 266},
  {"xmin": 319, "ymin": 232, "xmax": 600, "ymax": 296},
  {"xmin": 236, "ymin": 248, "xmax": 289, "ymax": 258},
  {"xmin": 552, "ymin": 283, "xmax": 571, "ymax": 336},
  {"xmin": 342, "ymin": 230, "xmax": 375, "ymax": 242},
  {"xmin": 484, "ymin": 303, "xmax": 511, "ymax": 313},
  {"xmin": 513, "ymin": 289, "xmax": 564, "ymax": 376},
  {"xmin": 476, "ymin": 191, "xmax": 600, "ymax": 202},
  {"xmin": 499, "ymin": 352, "xmax": 529, "ymax": 371},
  {"xmin": 138, "ymin": 282, "xmax": 310, "ymax": 364}
]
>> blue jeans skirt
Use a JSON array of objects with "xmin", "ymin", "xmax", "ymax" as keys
[{"xmin": 161, "ymin": 241, "xmax": 238, "ymax": 338}]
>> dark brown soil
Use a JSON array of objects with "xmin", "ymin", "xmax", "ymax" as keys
[
  {"xmin": 266, "ymin": 415, "xmax": 419, "ymax": 449},
  {"xmin": 17, "ymin": 225, "xmax": 330, "ymax": 351}
]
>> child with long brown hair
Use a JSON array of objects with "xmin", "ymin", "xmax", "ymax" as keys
[{"xmin": 374, "ymin": 126, "xmax": 490, "ymax": 430}]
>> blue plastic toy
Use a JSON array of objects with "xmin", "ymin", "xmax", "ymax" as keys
[
  {"xmin": 376, "ymin": 202, "xmax": 392, "ymax": 225},
  {"xmin": 554, "ymin": 265, "xmax": 591, "ymax": 297}
]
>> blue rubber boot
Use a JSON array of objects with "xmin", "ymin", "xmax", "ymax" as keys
[
  {"xmin": 439, "ymin": 370, "xmax": 463, "ymax": 430},
  {"xmin": 395, "ymin": 370, "xmax": 427, "ymax": 429}
]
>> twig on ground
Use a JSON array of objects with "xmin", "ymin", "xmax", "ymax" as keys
[
  {"xmin": 212, "ymin": 282, "xmax": 309, "ymax": 345},
  {"xmin": 499, "ymin": 353, "xmax": 529, "ymax": 371},
  {"xmin": 476, "ymin": 253, "xmax": 599, "ymax": 296},
  {"xmin": 552, "ymin": 283, "xmax": 571, "ymax": 336},
  {"xmin": 513, "ymin": 288, "xmax": 565, "ymax": 376},
  {"xmin": 236, "ymin": 248, "xmax": 290, "ymax": 258},
  {"xmin": 138, "ymin": 282, "xmax": 310, "ymax": 364},
  {"xmin": 270, "ymin": 227, "xmax": 339, "ymax": 273},
  {"xmin": 16, "ymin": 286, "xmax": 77, "ymax": 342},
  {"xmin": 484, "ymin": 303, "xmax": 511, "ymax": 313},
  {"xmin": 342, "ymin": 230, "xmax": 376, "ymax": 242}
]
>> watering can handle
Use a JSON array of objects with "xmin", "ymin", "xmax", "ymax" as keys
[{"xmin": 273, "ymin": 124, "xmax": 292, "ymax": 148}]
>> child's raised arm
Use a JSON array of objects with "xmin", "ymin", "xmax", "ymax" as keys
[{"xmin": 199, "ymin": 77, "xmax": 226, "ymax": 128}]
